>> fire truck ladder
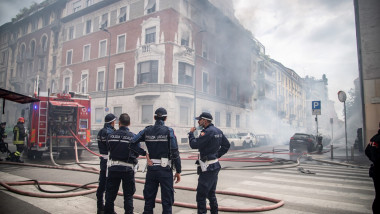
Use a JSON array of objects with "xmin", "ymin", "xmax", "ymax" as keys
[{"xmin": 38, "ymin": 100, "xmax": 48, "ymax": 147}]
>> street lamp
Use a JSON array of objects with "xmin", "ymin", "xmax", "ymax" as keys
[
  {"xmin": 193, "ymin": 30, "xmax": 206, "ymax": 127},
  {"xmin": 100, "ymin": 26, "xmax": 111, "ymax": 109},
  {"xmin": 338, "ymin": 90, "xmax": 348, "ymax": 161}
]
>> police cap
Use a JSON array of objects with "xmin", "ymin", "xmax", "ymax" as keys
[
  {"xmin": 0, "ymin": 122, "xmax": 6, "ymax": 126},
  {"xmin": 154, "ymin": 107, "xmax": 167, "ymax": 117},
  {"xmin": 105, "ymin": 113, "xmax": 116, "ymax": 123},
  {"xmin": 195, "ymin": 112, "xmax": 213, "ymax": 121}
]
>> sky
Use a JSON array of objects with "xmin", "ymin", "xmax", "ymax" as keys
[
  {"xmin": 233, "ymin": 0, "xmax": 359, "ymax": 120},
  {"xmin": 0, "ymin": 0, "xmax": 359, "ymax": 120}
]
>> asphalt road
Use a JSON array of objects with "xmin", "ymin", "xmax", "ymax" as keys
[{"xmin": 0, "ymin": 140, "xmax": 373, "ymax": 214}]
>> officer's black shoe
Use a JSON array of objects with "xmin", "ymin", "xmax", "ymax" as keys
[{"xmin": 96, "ymin": 206, "xmax": 104, "ymax": 214}]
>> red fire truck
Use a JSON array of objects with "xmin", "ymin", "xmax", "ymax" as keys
[{"xmin": 27, "ymin": 92, "xmax": 91, "ymax": 159}]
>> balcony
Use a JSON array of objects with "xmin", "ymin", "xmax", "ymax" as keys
[
  {"xmin": 16, "ymin": 55, "xmax": 25, "ymax": 64},
  {"xmin": 25, "ymin": 52, "xmax": 34, "ymax": 61}
]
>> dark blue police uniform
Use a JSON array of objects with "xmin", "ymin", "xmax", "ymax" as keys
[
  {"xmin": 104, "ymin": 126, "xmax": 146, "ymax": 214},
  {"xmin": 96, "ymin": 122, "xmax": 116, "ymax": 211},
  {"xmin": 134, "ymin": 120, "xmax": 182, "ymax": 214},
  {"xmin": 189, "ymin": 122, "xmax": 230, "ymax": 214},
  {"xmin": 366, "ymin": 127, "xmax": 380, "ymax": 214}
]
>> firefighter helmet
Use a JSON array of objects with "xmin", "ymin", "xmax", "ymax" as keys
[{"xmin": 18, "ymin": 117, "xmax": 25, "ymax": 123}]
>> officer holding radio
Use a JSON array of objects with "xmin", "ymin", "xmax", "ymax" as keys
[
  {"xmin": 104, "ymin": 113, "xmax": 146, "ymax": 214},
  {"xmin": 189, "ymin": 112, "xmax": 230, "ymax": 214},
  {"xmin": 133, "ymin": 107, "xmax": 181, "ymax": 214}
]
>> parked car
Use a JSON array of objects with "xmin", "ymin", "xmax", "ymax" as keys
[
  {"xmin": 289, "ymin": 133, "xmax": 317, "ymax": 152},
  {"xmin": 256, "ymin": 134, "xmax": 272, "ymax": 146},
  {"xmin": 225, "ymin": 134, "xmax": 245, "ymax": 149},
  {"xmin": 237, "ymin": 132, "xmax": 257, "ymax": 148}
]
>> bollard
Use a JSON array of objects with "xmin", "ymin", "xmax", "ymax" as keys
[
  {"xmin": 351, "ymin": 146, "xmax": 354, "ymax": 161},
  {"xmin": 331, "ymin": 144, "xmax": 334, "ymax": 159}
]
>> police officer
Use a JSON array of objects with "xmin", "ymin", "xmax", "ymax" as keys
[
  {"xmin": 366, "ymin": 122, "xmax": 380, "ymax": 214},
  {"xmin": 96, "ymin": 113, "xmax": 116, "ymax": 214},
  {"xmin": 188, "ymin": 112, "xmax": 230, "ymax": 214},
  {"xmin": 10, "ymin": 117, "xmax": 26, "ymax": 163},
  {"xmin": 104, "ymin": 113, "xmax": 146, "ymax": 214},
  {"xmin": 133, "ymin": 107, "xmax": 181, "ymax": 214}
]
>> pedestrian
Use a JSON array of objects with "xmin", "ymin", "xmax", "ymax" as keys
[
  {"xmin": 188, "ymin": 112, "xmax": 230, "ymax": 214},
  {"xmin": 9, "ymin": 117, "xmax": 26, "ymax": 163},
  {"xmin": 96, "ymin": 113, "xmax": 116, "ymax": 214},
  {"xmin": 366, "ymin": 122, "xmax": 380, "ymax": 214},
  {"xmin": 104, "ymin": 113, "xmax": 146, "ymax": 214},
  {"xmin": 133, "ymin": 107, "xmax": 182, "ymax": 214},
  {"xmin": 0, "ymin": 122, "xmax": 9, "ymax": 161}
]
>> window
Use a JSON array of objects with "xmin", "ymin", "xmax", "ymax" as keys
[
  {"xmin": 97, "ymin": 70, "xmax": 104, "ymax": 91},
  {"xmin": 22, "ymin": 25, "xmax": 28, "ymax": 35},
  {"xmin": 226, "ymin": 113, "xmax": 231, "ymax": 127},
  {"xmin": 39, "ymin": 58, "xmax": 45, "ymax": 71},
  {"xmin": 178, "ymin": 62, "xmax": 193, "ymax": 86},
  {"xmin": 83, "ymin": 45, "xmax": 90, "ymax": 61},
  {"xmin": 117, "ymin": 34, "xmax": 126, "ymax": 53},
  {"xmin": 86, "ymin": 0, "xmax": 93, "ymax": 7},
  {"xmin": 95, "ymin": 108, "xmax": 103, "ymax": 124},
  {"xmin": 52, "ymin": 56, "xmax": 57, "ymax": 71},
  {"xmin": 51, "ymin": 80, "xmax": 56, "ymax": 93},
  {"xmin": 215, "ymin": 112, "xmax": 220, "ymax": 126},
  {"xmin": 66, "ymin": 50, "xmax": 72, "ymax": 65},
  {"xmin": 69, "ymin": 26, "xmax": 74, "ymax": 40},
  {"xmin": 0, "ymin": 52, "xmax": 5, "ymax": 65},
  {"xmin": 202, "ymin": 72, "xmax": 208, "ymax": 93},
  {"xmin": 119, "ymin": 7, "xmax": 127, "ymax": 23},
  {"xmin": 64, "ymin": 77, "xmax": 70, "ymax": 92},
  {"xmin": 145, "ymin": 27, "xmax": 156, "ymax": 44},
  {"xmin": 146, "ymin": 0, "xmax": 156, "ymax": 14},
  {"xmin": 137, "ymin": 60, "xmax": 158, "ymax": 84},
  {"xmin": 85, "ymin": 20, "xmax": 92, "ymax": 34},
  {"xmin": 236, "ymin": 115, "xmax": 240, "ymax": 128},
  {"xmin": 101, "ymin": 13, "xmax": 108, "ymax": 28},
  {"xmin": 181, "ymin": 31, "xmax": 189, "ymax": 46},
  {"xmin": 216, "ymin": 77, "xmax": 221, "ymax": 96},
  {"xmin": 99, "ymin": 40, "xmax": 107, "ymax": 58},
  {"xmin": 41, "ymin": 36, "xmax": 47, "ymax": 52},
  {"xmin": 114, "ymin": 107, "xmax": 122, "ymax": 122},
  {"xmin": 73, "ymin": 0, "xmax": 82, "ymax": 12},
  {"xmin": 32, "ymin": 19, "xmax": 38, "ymax": 31},
  {"xmin": 142, "ymin": 105, "xmax": 153, "ymax": 124},
  {"xmin": 202, "ymin": 40, "xmax": 208, "ymax": 58},
  {"xmin": 115, "ymin": 67, "xmax": 123, "ymax": 89},
  {"xmin": 43, "ymin": 15, "xmax": 49, "ymax": 26},
  {"xmin": 180, "ymin": 106, "xmax": 189, "ymax": 125},
  {"xmin": 81, "ymin": 73, "xmax": 88, "ymax": 93}
]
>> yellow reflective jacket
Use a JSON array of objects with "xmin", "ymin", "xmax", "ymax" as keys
[{"xmin": 13, "ymin": 122, "xmax": 25, "ymax": 145}]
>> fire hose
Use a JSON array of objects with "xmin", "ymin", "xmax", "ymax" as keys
[{"xmin": 0, "ymin": 161, "xmax": 284, "ymax": 212}]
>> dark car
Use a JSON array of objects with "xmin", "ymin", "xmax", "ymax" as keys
[
  {"xmin": 289, "ymin": 133, "xmax": 317, "ymax": 152},
  {"xmin": 256, "ymin": 134, "xmax": 271, "ymax": 146}
]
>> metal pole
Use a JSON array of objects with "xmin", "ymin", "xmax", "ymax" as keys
[
  {"xmin": 316, "ymin": 115, "xmax": 318, "ymax": 137},
  {"xmin": 331, "ymin": 119, "xmax": 334, "ymax": 159},
  {"xmin": 193, "ymin": 50, "xmax": 197, "ymax": 128},
  {"xmin": 344, "ymin": 101, "xmax": 348, "ymax": 162},
  {"xmin": 105, "ymin": 31, "xmax": 111, "ymax": 108}
]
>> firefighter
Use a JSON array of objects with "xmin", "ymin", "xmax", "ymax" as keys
[
  {"xmin": 104, "ymin": 113, "xmax": 146, "ymax": 214},
  {"xmin": 96, "ymin": 113, "xmax": 116, "ymax": 214},
  {"xmin": 188, "ymin": 112, "xmax": 230, "ymax": 214},
  {"xmin": 9, "ymin": 117, "xmax": 26, "ymax": 163},
  {"xmin": 0, "ymin": 122, "xmax": 9, "ymax": 161},
  {"xmin": 366, "ymin": 122, "xmax": 380, "ymax": 214},
  {"xmin": 133, "ymin": 107, "xmax": 182, "ymax": 214}
]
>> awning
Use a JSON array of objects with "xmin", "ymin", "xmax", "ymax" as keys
[
  {"xmin": 49, "ymin": 101, "xmax": 85, "ymax": 108},
  {"xmin": 0, "ymin": 88, "xmax": 40, "ymax": 114}
]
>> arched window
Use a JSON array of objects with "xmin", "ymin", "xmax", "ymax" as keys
[
  {"xmin": 20, "ymin": 44, "xmax": 26, "ymax": 59},
  {"xmin": 41, "ymin": 36, "xmax": 47, "ymax": 52},
  {"xmin": 30, "ymin": 40, "xmax": 36, "ymax": 57}
]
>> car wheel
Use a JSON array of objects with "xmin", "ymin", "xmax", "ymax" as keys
[
  {"xmin": 243, "ymin": 141, "xmax": 248, "ymax": 148},
  {"xmin": 230, "ymin": 142, "xmax": 235, "ymax": 150},
  {"xmin": 249, "ymin": 141, "xmax": 254, "ymax": 148}
]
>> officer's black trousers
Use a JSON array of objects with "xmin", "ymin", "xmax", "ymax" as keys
[
  {"xmin": 105, "ymin": 169, "xmax": 135, "ymax": 214},
  {"xmin": 143, "ymin": 166, "xmax": 174, "ymax": 214},
  {"xmin": 196, "ymin": 168, "xmax": 220, "ymax": 214},
  {"xmin": 96, "ymin": 158, "xmax": 107, "ymax": 209},
  {"xmin": 372, "ymin": 176, "xmax": 380, "ymax": 214}
]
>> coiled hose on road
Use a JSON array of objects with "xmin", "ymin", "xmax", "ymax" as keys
[{"xmin": 3, "ymin": 128, "xmax": 350, "ymax": 212}]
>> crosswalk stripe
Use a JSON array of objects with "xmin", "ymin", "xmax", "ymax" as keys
[
  {"xmin": 0, "ymin": 172, "xmax": 126, "ymax": 214},
  {"xmin": 224, "ymin": 187, "xmax": 372, "ymax": 214},
  {"xmin": 270, "ymin": 168, "xmax": 370, "ymax": 180},
  {"xmin": 261, "ymin": 171, "xmax": 373, "ymax": 185}
]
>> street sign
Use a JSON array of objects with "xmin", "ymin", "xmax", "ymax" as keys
[
  {"xmin": 105, "ymin": 107, "xmax": 109, "ymax": 112},
  {"xmin": 312, "ymin": 101, "xmax": 321, "ymax": 115}
]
